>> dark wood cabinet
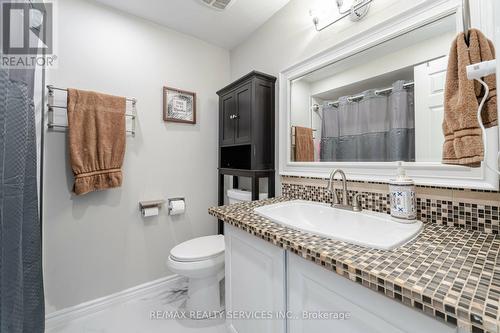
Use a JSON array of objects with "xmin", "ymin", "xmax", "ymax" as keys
[
  {"xmin": 217, "ymin": 71, "xmax": 277, "ymax": 234},
  {"xmin": 220, "ymin": 82, "xmax": 253, "ymax": 146},
  {"xmin": 217, "ymin": 71, "xmax": 276, "ymax": 170}
]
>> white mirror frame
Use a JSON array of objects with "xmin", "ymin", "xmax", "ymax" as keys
[{"xmin": 279, "ymin": 0, "xmax": 499, "ymax": 190}]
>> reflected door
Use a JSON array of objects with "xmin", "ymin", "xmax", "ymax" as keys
[{"xmin": 414, "ymin": 57, "xmax": 447, "ymax": 162}]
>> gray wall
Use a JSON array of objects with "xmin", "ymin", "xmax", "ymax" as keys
[
  {"xmin": 43, "ymin": 0, "xmax": 230, "ymax": 312},
  {"xmin": 228, "ymin": 0, "xmax": 416, "ymax": 193}
]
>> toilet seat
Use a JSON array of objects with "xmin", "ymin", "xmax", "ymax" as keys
[
  {"xmin": 170, "ymin": 235, "xmax": 224, "ymax": 262},
  {"xmin": 167, "ymin": 253, "xmax": 224, "ymax": 279}
]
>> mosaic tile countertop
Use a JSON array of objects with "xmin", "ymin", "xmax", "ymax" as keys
[{"xmin": 209, "ymin": 197, "xmax": 500, "ymax": 333}]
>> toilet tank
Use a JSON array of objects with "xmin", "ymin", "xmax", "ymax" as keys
[{"xmin": 227, "ymin": 189, "xmax": 268, "ymax": 204}]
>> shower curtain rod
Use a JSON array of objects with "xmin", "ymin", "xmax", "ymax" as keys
[{"xmin": 327, "ymin": 81, "xmax": 414, "ymax": 106}]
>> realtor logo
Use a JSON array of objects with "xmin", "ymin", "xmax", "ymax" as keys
[
  {"xmin": 2, "ymin": 2, "xmax": 53, "ymax": 55},
  {"xmin": 1, "ymin": 1, "xmax": 56, "ymax": 68}
]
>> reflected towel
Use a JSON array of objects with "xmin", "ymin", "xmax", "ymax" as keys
[
  {"xmin": 442, "ymin": 29, "xmax": 496, "ymax": 166},
  {"xmin": 294, "ymin": 126, "xmax": 314, "ymax": 162},
  {"xmin": 67, "ymin": 89, "xmax": 126, "ymax": 195}
]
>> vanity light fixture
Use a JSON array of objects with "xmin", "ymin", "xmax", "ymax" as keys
[{"xmin": 311, "ymin": 0, "xmax": 373, "ymax": 32}]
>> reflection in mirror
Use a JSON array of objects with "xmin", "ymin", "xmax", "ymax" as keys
[{"xmin": 290, "ymin": 14, "xmax": 457, "ymax": 163}]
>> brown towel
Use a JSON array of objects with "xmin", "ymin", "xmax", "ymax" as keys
[
  {"xmin": 67, "ymin": 89, "xmax": 127, "ymax": 195},
  {"xmin": 442, "ymin": 29, "xmax": 496, "ymax": 166},
  {"xmin": 294, "ymin": 126, "xmax": 314, "ymax": 162}
]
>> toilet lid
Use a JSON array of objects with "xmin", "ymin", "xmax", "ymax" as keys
[{"xmin": 170, "ymin": 235, "xmax": 225, "ymax": 262}]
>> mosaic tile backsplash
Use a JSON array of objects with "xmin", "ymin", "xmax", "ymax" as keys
[{"xmin": 281, "ymin": 176, "xmax": 500, "ymax": 234}]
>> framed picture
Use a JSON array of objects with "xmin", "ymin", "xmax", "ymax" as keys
[{"xmin": 163, "ymin": 86, "xmax": 196, "ymax": 124}]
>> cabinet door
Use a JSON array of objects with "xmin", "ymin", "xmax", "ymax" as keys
[
  {"xmin": 220, "ymin": 93, "xmax": 236, "ymax": 146},
  {"xmin": 288, "ymin": 254, "xmax": 455, "ymax": 333},
  {"xmin": 234, "ymin": 83, "xmax": 252, "ymax": 144},
  {"xmin": 225, "ymin": 224, "xmax": 286, "ymax": 333}
]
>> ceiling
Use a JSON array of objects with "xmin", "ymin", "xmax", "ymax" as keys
[{"xmin": 93, "ymin": 0, "xmax": 290, "ymax": 50}]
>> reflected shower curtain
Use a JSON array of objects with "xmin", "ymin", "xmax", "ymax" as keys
[
  {"xmin": 359, "ymin": 89, "xmax": 388, "ymax": 161},
  {"xmin": 0, "ymin": 68, "xmax": 44, "ymax": 332},
  {"xmin": 320, "ymin": 100, "xmax": 340, "ymax": 161},
  {"xmin": 388, "ymin": 81, "xmax": 415, "ymax": 161},
  {"xmin": 337, "ymin": 96, "xmax": 360, "ymax": 161},
  {"xmin": 320, "ymin": 80, "xmax": 415, "ymax": 162}
]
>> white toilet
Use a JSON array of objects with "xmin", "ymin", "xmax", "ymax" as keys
[
  {"xmin": 167, "ymin": 189, "xmax": 267, "ymax": 316},
  {"xmin": 167, "ymin": 235, "xmax": 225, "ymax": 315}
]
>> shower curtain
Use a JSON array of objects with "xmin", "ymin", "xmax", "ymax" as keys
[
  {"xmin": 320, "ymin": 80, "xmax": 415, "ymax": 162},
  {"xmin": 0, "ymin": 67, "xmax": 45, "ymax": 332}
]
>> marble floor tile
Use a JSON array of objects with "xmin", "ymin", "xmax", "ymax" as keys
[{"xmin": 46, "ymin": 279, "xmax": 227, "ymax": 333}]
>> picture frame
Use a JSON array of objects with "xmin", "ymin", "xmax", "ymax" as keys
[{"xmin": 163, "ymin": 86, "xmax": 196, "ymax": 124}]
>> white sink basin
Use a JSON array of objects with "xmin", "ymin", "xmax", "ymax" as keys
[{"xmin": 254, "ymin": 200, "xmax": 423, "ymax": 250}]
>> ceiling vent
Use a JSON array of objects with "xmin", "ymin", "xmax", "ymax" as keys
[{"xmin": 199, "ymin": 0, "xmax": 234, "ymax": 11}]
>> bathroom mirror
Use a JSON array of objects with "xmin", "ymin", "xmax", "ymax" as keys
[
  {"xmin": 279, "ymin": 1, "xmax": 499, "ymax": 189},
  {"xmin": 290, "ymin": 16, "xmax": 455, "ymax": 163}
]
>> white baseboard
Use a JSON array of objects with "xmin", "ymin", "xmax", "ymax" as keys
[{"xmin": 45, "ymin": 274, "xmax": 183, "ymax": 329}]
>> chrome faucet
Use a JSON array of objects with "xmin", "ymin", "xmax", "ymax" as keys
[
  {"xmin": 326, "ymin": 169, "xmax": 362, "ymax": 212},
  {"xmin": 327, "ymin": 169, "xmax": 348, "ymax": 207}
]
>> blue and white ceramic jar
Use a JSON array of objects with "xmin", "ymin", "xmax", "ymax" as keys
[{"xmin": 389, "ymin": 162, "xmax": 416, "ymax": 222}]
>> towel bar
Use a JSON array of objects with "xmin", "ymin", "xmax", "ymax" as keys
[
  {"xmin": 291, "ymin": 126, "xmax": 317, "ymax": 145},
  {"xmin": 46, "ymin": 85, "xmax": 137, "ymax": 136},
  {"xmin": 47, "ymin": 104, "xmax": 136, "ymax": 118},
  {"xmin": 47, "ymin": 85, "xmax": 137, "ymax": 103},
  {"xmin": 47, "ymin": 123, "xmax": 136, "ymax": 135}
]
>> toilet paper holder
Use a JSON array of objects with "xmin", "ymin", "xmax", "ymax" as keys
[
  {"xmin": 168, "ymin": 197, "xmax": 185, "ymax": 215},
  {"xmin": 139, "ymin": 200, "xmax": 165, "ymax": 214}
]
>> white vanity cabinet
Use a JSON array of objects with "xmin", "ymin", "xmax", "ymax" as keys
[
  {"xmin": 287, "ymin": 254, "xmax": 456, "ymax": 333},
  {"xmin": 224, "ymin": 223, "xmax": 457, "ymax": 333},
  {"xmin": 224, "ymin": 224, "xmax": 286, "ymax": 333}
]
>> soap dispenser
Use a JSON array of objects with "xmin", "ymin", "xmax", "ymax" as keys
[{"xmin": 389, "ymin": 162, "xmax": 416, "ymax": 222}]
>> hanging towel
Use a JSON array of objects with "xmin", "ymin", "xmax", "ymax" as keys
[
  {"xmin": 67, "ymin": 89, "xmax": 127, "ymax": 195},
  {"xmin": 442, "ymin": 29, "xmax": 496, "ymax": 166},
  {"xmin": 294, "ymin": 126, "xmax": 314, "ymax": 162}
]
